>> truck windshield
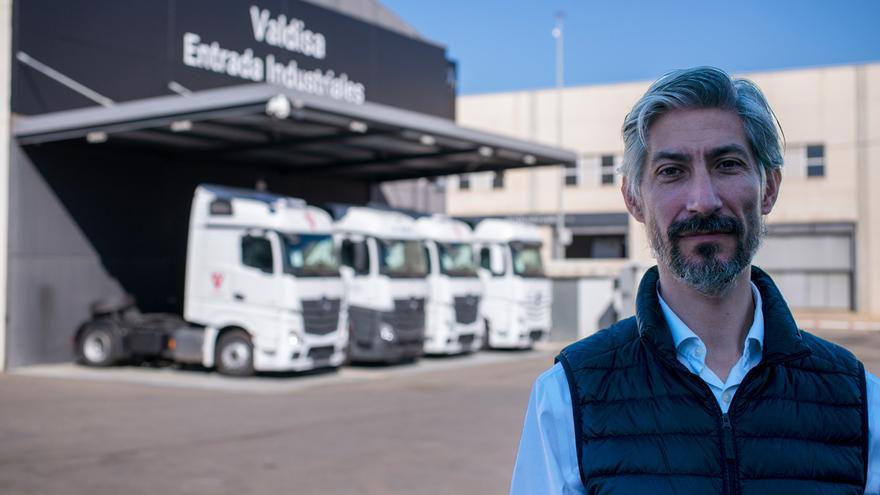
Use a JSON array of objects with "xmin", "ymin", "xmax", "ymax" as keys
[
  {"xmin": 378, "ymin": 239, "xmax": 428, "ymax": 278},
  {"xmin": 437, "ymin": 242, "xmax": 477, "ymax": 277},
  {"xmin": 283, "ymin": 234, "xmax": 340, "ymax": 277},
  {"xmin": 511, "ymin": 242, "xmax": 545, "ymax": 278}
]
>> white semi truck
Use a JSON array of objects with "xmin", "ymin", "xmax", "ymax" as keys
[
  {"xmin": 474, "ymin": 219, "xmax": 553, "ymax": 349},
  {"xmin": 74, "ymin": 184, "xmax": 348, "ymax": 376},
  {"xmin": 334, "ymin": 206, "xmax": 429, "ymax": 363},
  {"xmin": 415, "ymin": 214, "xmax": 484, "ymax": 354}
]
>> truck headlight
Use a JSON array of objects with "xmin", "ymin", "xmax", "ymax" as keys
[
  {"xmin": 288, "ymin": 331, "xmax": 302, "ymax": 349},
  {"xmin": 379, "ymin": 324, "xmax": 396, "ymax": 342}
]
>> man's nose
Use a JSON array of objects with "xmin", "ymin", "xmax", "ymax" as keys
[{"xmin": 686, "ymin": 169, "xmax": 723, "ymax": 215}]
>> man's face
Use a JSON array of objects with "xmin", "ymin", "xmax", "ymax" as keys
[{"xmin": 623, "ymin": 108, "xmax": 781, "ymax": 296}]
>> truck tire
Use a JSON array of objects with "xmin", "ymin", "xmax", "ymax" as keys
[
  {"xmin": 77, "ymin": 323, "xmax": 118, "ymax": 367},
  {"xmin": 215, "ymin": 330, "xmax": 254, "ymax": 376}
]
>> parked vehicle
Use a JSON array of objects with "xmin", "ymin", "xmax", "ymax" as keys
[
  {"xmin": 74, "ymin": 184, "xmax": 348, "ymax": 376},
  {"xmin": 334, "ymin": 206, "xmax": 429, "ymax": 363},
  {"xmin": 474, "ymin": 219, "xmax": 552, "ymax": 349},
  {"xmin": 415, "ymin": 214, "xmax": 484, "ymax": 354}
]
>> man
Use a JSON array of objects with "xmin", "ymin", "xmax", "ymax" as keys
[{"xmin": 510, "ymin": 67, "xmax": 879, "ymax": 494}]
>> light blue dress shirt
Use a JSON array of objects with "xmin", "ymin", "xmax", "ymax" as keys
[{"xmin": 511, "ymin": 282, "xmax": 880, "ymax": 494}]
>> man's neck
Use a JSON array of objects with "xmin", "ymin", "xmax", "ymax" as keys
[{"xmin": 657, "ymin": 265, "xmax": 755, "ymax": 382}]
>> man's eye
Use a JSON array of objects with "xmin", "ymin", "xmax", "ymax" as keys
[
  {"xmin": 718, "ymin": 159, "xmax": 744, "ymax": 170},
  {"xmin": 657, "ymin": 167, "xmax": 681, "ymax": 178}
]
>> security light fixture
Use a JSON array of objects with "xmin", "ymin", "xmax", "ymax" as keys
[
  {"xmin": 86, "ymin": 131, "xmax": 108, "ymax": 143},
  {"xmin": 265, "ymin": 94, "xmax": 292, "ymax": 119},
  {"xmin": 170, "ymin": 120, "xmax": 193, "ymax": 132},
  {"xmin": 349, "ymin": 120, "xmax": 368, "ymax": 133}
]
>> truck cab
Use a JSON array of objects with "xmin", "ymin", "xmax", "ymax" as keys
[
  {"xmin": 474, "ymin": 219, "xmax": 552, "ymax": 349},
  {"xmin": 184, "ymin": 185, "xmax": 348, "ymax": 374},
  {"xmin": 415, "ymin": 215, "xmax": 484, "ymax": 354},
  {"xmin": 334, "ymin": 207, "xmax": 429, "ymax": 363}
]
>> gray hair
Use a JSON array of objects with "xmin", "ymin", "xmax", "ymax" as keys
[{"xmin": 621, "ymin": 66, "xmax": 784, "ymax": 201}]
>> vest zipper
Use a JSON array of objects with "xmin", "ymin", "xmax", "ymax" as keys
[
  {"xmin": 721, "ymin": 413, "xmax": 737, "ymax": 495},
  {"xmin": 643, "ymin": 338, "xmax": 811, "ymax": 495},
  {"xmin": 643, "ymin": 343, "xmax": 739, "ymax": 494},
  {"xmin": 716, "ymin": 350, "xmax": 810, "ymax": 495}
]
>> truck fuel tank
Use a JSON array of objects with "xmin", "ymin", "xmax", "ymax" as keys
[{"xmin": 168, "ymin": 327, "xmax": 205, "ymax": 364}]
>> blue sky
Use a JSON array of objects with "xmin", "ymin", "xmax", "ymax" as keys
[{"xmin": 382, "ymin": 0, "xmax": 880, "ymax": 94}]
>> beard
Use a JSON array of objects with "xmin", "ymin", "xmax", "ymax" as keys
[{"xmin": 647, "ymin": 205, "xmax": 764, "ymax": 297}]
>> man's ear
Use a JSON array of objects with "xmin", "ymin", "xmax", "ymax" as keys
[
  {"xmin": 622, "ymin": 178, "xmax": 645, "ymax": 223},
  {"xmin": 761, "ymin": 168, "xmax": 782, "ymax": 215}
]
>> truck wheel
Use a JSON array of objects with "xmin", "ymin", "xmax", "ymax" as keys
[
  {"xmin": 215, "ymin": 330, "xmax": 254, "ymax": 376},
  {"xmin": 78, "ymin": 324, "xmax": 117, "ymax": 367}
]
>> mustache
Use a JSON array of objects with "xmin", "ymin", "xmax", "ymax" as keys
[{"xmin": 667, "ymin": 214, "xmax": 744, "ymax": 239}]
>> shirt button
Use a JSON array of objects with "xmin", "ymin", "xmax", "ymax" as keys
[{"xmin": 722, "ymin": 391, "xmax": 732, "ymax": 403}]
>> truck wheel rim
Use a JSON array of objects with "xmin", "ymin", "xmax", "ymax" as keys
[
  {"xmin": 221, "ymin": 342, "xmax": 250, "ymax": 370},
  {"xmin": 83, "ymin": 332, "xmax": 110, "ymax": 363}
]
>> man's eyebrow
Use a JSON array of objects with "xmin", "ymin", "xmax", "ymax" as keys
[
  {"xmin": 707, "ymin": 144, "xmax": 750, "ymax": 159},
  {"xmin": 650, "ymin": 150, "xmax": 689, "ymax": 164}
]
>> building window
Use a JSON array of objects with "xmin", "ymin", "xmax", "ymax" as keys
[
  {"xmin": 459, "ymin": 174, "xmax": 470, "ymax": 190},
  {"xmin": 492, "ymin": 170, "xmax": 505, "ymax": 189},
  {"xmin": 806, "ymin": 144, "xmax": 825, "ymax": 178},
  {"xmin": 600, "ymin": 155, "xmax": 615, "ymax": 185},
  {"xmin": 565, "ymin": 234, "xmax": 627, "ymax": 259},
  {"xmin": 564, "ymin": 161, "xmax": 578, "ymax": 186}
]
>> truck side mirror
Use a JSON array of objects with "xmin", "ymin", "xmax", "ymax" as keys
[
  {"xmin": 341, "ymin": 239, "xmax": 369, "ymax": 275},
  {"xmin": 479, "ymin": 247, "xmax": 491, "ymax": 271},
  {"xmin": 340, "ymin": 240, "xmax": 354, "ymax": 268},
  {"xmin": 424, "ymin": 244, "xmax": 433, "ymax": 275},
  {"xmin": 353, "ymin": 241, "xmax": 369, "ymax": 275}
]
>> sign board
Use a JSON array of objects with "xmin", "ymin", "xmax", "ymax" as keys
[{"xmin": 12, "ymin": 0, "xmax": 456, "ymax": 118}]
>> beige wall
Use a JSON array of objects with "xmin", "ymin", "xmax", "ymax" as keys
[
  {"xmin": 859, "ymin": 65, "xmax": 880, "ymax": 317},
  {"xmin": 450, "ymin": 63, "xmax": 880, "ymax": 316}
]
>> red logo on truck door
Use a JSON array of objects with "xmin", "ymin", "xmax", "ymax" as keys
[{"xmin": 211, "ymin": 272, "xmax": 224, "ymax": 290}]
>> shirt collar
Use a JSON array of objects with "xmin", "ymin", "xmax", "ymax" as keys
[{"xmin": 658, "ymin": 282, "xmax": 764, "ymax": 362}]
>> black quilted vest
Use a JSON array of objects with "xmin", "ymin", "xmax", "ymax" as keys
[{"xmin": 556, "ymin": 266, "xmax": 868, "ymax": 495}]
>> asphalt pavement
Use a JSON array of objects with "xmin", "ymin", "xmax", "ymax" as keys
[
  {"xmin": 0, "ymin": 346, "xmax": 558, "ymax": 495},
  {"xmin": 0, "ymin": 328, "xmax": 878, "ymax": 495}
]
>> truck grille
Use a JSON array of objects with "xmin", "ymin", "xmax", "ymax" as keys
[
  {"xmin": 301, "ymin": 298, "xmax": 341, "ymax": 336},
  {"xmin": 453, "ymin": 295, "xmax": 480, "ymax": 324},
  {"xmin": 308, "ymin": 345, "xmax": 335, "ymax": 362},
  {"xmin": 386, "ymin": 298, "xmax": 426, "ymax": 334}
]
